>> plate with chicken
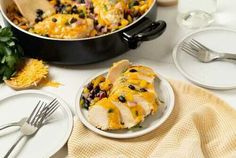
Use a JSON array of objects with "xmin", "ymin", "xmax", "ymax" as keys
[{"xmin": 75, "ymin": 60, "xmax": 174, "ymax": 138}]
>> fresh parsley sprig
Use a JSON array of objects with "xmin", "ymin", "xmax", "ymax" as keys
[{"xmin": 0, "ymin": 27, "xmax": 23, "ymax": 82}]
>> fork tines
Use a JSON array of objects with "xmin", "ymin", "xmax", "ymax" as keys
[
  {"xmin": 27, "ymin": 99, "xmax": 60, "ymax": 127},
  {"xmin": 190, "ymin": 39, "xmax": 209, "ymax": 51},
  {"xmin": 27, "ymin": 101, "xmax": 47, "ymax": 126},
  {"xmin": 44, "ymin": 98, "xmax": 60, "ymax": 119},
  {"xmin": 181, "ymin": 41, "xmax": 199, "ymax": 57}
]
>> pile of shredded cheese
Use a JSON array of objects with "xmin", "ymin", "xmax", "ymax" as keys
[{"xmin": 6, "ymin": 59, "xmax": 48, "ymax": 88}]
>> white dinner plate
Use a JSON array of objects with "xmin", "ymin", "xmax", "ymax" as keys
[
  {"xmin": 75, "ymin": 70, "xmax": 175, "ymax": 139},
  {"xmin": 0, "ymin": 90, "xmax": 73, "ymax": 158},
  {"xmin": 173, "ymin": 27, "xmax": 236, "ymax": 90}
]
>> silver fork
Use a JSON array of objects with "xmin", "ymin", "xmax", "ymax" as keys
[
  {"xmin": 0, "ymin": 98, "xmax": 59, "ymax": 131},
  {"xmin": 181, "ymin": 39, "xmax": 236, "ymax": 63},
  {"xmin": 4, "ymin": 99, "xmax": 59, "ymax": 158},
  {"xmin": 0, "ymin": 118, "xmax": 27, "ymax": 131}
]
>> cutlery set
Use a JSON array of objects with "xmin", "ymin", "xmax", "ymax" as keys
[{"xmin": 0, "ymin": 99, "xmax": 59, "ymax": 158}]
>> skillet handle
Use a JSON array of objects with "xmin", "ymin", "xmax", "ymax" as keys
[{"xmin": 122, "ymin": 18, "xmax": 166, "ymax": 49}]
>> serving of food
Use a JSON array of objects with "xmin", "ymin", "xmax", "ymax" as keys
[
  {"xmin": 76, "ymin": 60, "xmax": 174, "ymax": 138},
  {"xmin": 7, "ymin": 0, "xmax": 153, "ymax": 39}
]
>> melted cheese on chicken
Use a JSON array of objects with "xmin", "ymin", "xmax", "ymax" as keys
[
  {"xmin": 92, "ymin": 0, "xmax": 127, "ymax": 28},
  {"xmin": 31, "ymin": 14, "xmax": 94, "ymax": 39},
  {"xmin": 88, "ymin": 60, "xmax": 159, "ymax": 130}
]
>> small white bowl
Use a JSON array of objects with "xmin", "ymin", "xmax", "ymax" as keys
[{"xmin": 75, "ymin": 70, "xmax": 175, "ymax": 139}]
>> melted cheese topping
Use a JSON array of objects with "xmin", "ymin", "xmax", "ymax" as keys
[
  {"xmin": 90, "ymin": 62, "xmax": 159, "ymax": 129},
  {"xmin": 31, "ymin": 14, "xmax": 94, "ymax": 39},
  {"xmin": 94, "ymin": 98, "xmax": 123, "ymax": 129},
  {"xmin": 92, "ymin": 0, "xmax": 126, "ymax": 27}
]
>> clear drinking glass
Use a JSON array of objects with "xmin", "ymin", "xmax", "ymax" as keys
[{"xmin": 177, "ymin": 0, "xmax": 217, "ymax": 29}]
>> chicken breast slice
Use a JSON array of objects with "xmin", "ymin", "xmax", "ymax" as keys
[
  {"xmin": 111, "ymin": 101, "xmax": 137, "ymax": 128},
  {"xmin": 132, "ymin": 95, "xmax": 152, "ymax": 116},
  {"xmin": 106, "ymin": 59, "xmax": 130, "ymax": 84},
  {"xmin": 88, "ymin": 98, "xmax": 123, "ymax": 130},
  {"xmin": 32, "ymin": 14, "xmax": 94, "ymax": 39},
  {"xmin": 88, "ymin": 105, "xmax": 109, "ymax": 130}
]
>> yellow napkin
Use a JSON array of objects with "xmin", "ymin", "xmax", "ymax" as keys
[{"xmin": 68, "ymin": 80, "xmax": 236, "ymax": 158}]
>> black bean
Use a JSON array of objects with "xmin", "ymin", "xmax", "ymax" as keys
[
  {"xmin": 94, "ymin": 86, "xmax": 100, "ymax": 94},
  {"xmin": 71, "ymin": 6, "xmax": 78, "ymax": 14},
  {"xmin": 70, "ymin": 17, "xmax": 78, "ymax": 24},
  {"xmin": 76, "ymin": 0, "xmax": 85, "ymax": 3},
  {"xmin": 88, "ymin": 92, "xmax": 95, "ymax": 99},
  {"xmin": 140, "ymin": 88, "xmax": 147, "ymax": 92},
  {"xmin": 128, "ymin": 85, "xmax": 135, "ymax": 90},
  {"xmin": 133, "ymin": 1, "xmax": 139, "ymax": 6},
  {"xmin": 87, "ymin": 82, "xmax": 94, "ymax": 91},
  {"xmin": 36, "ymin": 9, "xmax": 44, "ymax": 16},
  {"xmin": 55, "ymin": 4, "xmax": 65, "ymax": 13},
  {"xmin": 52, "ymin": 18, "xmax": 57, "ymax": 22},
  {"xmin": 56, "ymin": 0, "xmax": 61, "ymax": 5},
  {"xmin": 65, "ymin": 21, "xmax": 70, "ymax": 26},
  {"xmin": 93, "ymin": 20, "xmax": 98, "ymax": 26},
  {"xmin": 35, "ymin": 17, "xmax": 43, "ymax": 23},
  {"xmin": 118, "ymin": 96, "xmax": 126, "ymax": 103},
  {"xmin": 79, "ymin": 12, "xmax": 85, "ymax": 19},
  {"xmin": 129, "ymin": 69, "xmax": 137, "ymax": 72},
  {"xmin": 84, "ymin": 99, "xmax": 90, "ymax": 109},
  {"xmin": 89, "ymin": 5, "xmax": 94, "ymax": 13}
]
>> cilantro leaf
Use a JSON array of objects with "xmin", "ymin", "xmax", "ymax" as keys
[{"xmin": 0, "ymin": 27, "xmax": 23, "ymax": 82}]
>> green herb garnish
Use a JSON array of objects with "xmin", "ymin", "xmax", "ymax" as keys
[
  {"xmin": 0, "ymin": 27, "xmax": 23, "ymax": 82},
  {"xmin": 103, "ymin": 4, "xmax": 108, "ymax": 11},
  {"xmin": 108, "ymin": 109, "xmax": 113, "ymax": 113}
]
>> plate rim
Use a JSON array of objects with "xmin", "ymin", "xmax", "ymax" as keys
[
  {"xmin": 0, "ymin": 90, "xmax": 73, "ymax": 157},
  {"xmin": 75, "ymin": 69, "xmax": 175, "ymax": 139},
  {"xmin": 172, "ymin": 26, "xmax": 236, "ymax": 90}
]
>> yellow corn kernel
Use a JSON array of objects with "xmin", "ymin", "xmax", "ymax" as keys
[
  {"xmin": 140, "ymin": 80, "xmax": 148, "ymax": 88},
  {"xmin": 127, "ymin": 15, "xmax": 133, "ymax": 23},
  {"xmin": 94, "ymin": 97, "xmax": 100, "ymax": 102},
  {"xmin": 90, "ymin": 29, "xmax": 97, "ymax": 36},
  {"xmin": 133, "ymin": 6, "xmax": 139, "ymax": 11},
  {"xmin": 121, "ymin": 19, "xmax": 129, "ymax": 26},
  {"xmin": 100, "ymin": 80, "xmax": 112, "ymax": 91},
  {"xmin": 83, "ymin": 88, "xmax": 89, "ymax": 94},
  {"xmin": 140, "ymin": 4, "xmax": 148, "ymax": 13},
  {"xmin": 140, "ymin": 1, "xmax": 145, "ymax": 5},
  {"xmin": 104, "ymin": 18, "xmax": 111, "ymax": 26},
  {"xmin": 93, "ymin": 76, "xmax": 105, "ymax": 87},
  {"xmin": 98, "ymin": 16, "xmax": 105, "ymax": 26}
]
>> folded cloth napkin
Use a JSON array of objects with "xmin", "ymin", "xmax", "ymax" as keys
[{"xmin": 68, "ymin": 80, "xmax": 236, "ymax": 158}]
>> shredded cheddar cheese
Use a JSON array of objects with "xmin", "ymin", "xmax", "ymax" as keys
[{"xmin": 5, "ymin": 59, "xmax": 48, "ymax": 89}]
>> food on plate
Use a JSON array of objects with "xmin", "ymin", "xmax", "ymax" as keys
[
  {"xmin": 80, "ymin": 60, "xmax": 160, "ymax": 130},
  {"xmin": 5, "ymin": 58, "xmax": 48, "ymax": 90},
  {"xmin": 7, "ymin": 0, "xmax": 153, "ymax": 39},
  {"xmin": 0, "ymin": 27, "xmax": 23, "ymax": 82}
]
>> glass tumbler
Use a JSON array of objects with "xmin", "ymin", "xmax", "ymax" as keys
[{"xmin": 177, "ymin": 0, "xmax": 217, "ymax": 29}]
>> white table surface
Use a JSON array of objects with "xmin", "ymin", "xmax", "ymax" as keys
[{"xmin": 1, "ymin": 0, "xmax": 236, "ymax": 157}]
